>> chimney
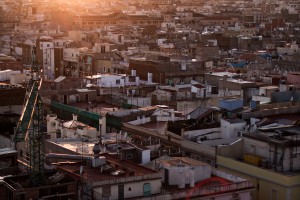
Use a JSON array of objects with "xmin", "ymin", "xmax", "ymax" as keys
[
  {"xmin": 171, "ymin": 110, "xmax": 175, "ymax": 122},
  {"xmin": 92, "ymin": 143, "xmax": 101, "ymax": 158},
  {"xmin": 147, "ymin": 73, "xmax": 152, "ymax": 83},
  {"xmin": 131, "ymin": 70, "xmax": 136, "ymax": 76},
  {"xmin": 73, "ymin": 114, "xmax": 77, "ymax": 121}
]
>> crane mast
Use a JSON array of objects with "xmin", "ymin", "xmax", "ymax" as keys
[{"xmin": 14, "ymin": 46, "xmax": 45, "ymax": 186}]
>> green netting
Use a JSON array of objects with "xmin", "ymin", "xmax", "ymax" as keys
[
  {"xmin": 50, "ymin": 101, "xmax": 122, "ymax": 129},
  {"xmin": 51, "ymin": 101, "xmax": 100, "ymax": 121}
]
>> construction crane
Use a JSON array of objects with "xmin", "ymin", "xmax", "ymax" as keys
[{"xmin": 14, "ymin": 46, "xmax": 45, "ymax": 186}]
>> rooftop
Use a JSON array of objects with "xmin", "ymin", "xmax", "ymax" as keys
[
  {"xmin": 223, "ymin": 118, "xmax": 246, "ymax": 124},
  {"xmin": 0, "ymin": 148, "xmax": 17, "ymax": 156},
  {"xmin": 159, "ymin": 157, "xmax": 210, "ymax": 167},
  {"xmin": 56, "ymin": 154, "xmax": 159, "ymax": 183}
]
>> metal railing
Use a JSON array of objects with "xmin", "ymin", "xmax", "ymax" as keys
[{"xmin": 170, "ymin": 180, "xmax": 253, "ymax": 199}]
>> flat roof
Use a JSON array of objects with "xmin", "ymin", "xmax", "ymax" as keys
[
  {"xmin": 0, "ymin": 148, "xmax": 17, "ymax": 156},
  {"xmin": 228, "ymin": 79, "xmax": 254, "ymax": 84},
  {"xmin": 259, "ymin": 86, "xmax": 279, "ymax": 89},
  {"xmin": 160, "ymin": 157, "xmax": 210, "ymax": 167},
  {"xmin": 223, "ymin": 118, "xmax": 246, "ymax": 124},
  {"xmin": 205, "ymin": 72, "xmax": 238, "ymax": 77},
  {"xmin": 56, "ymin": 154, "xmax": 158, "ymax": 182}
]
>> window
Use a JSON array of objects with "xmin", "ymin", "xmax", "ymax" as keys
[
  {"xmin": 116, "ymin": 79, "xmax": 120, "ymax": 85},
  {"xmin": 128, "ymin": 187, "xmax": 131, "ymax": 191},
  {"xmin": 126, "ymin": 153, "xmax": 133, "ymax": 159},
  {"xmin": 143, "ymin": 183, "xmax": 151, "ymax": 197}
]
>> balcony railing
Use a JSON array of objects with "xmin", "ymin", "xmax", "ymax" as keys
[{"xmin": 170, "ymin": 180, "xmax": 253, "ymax": 199}]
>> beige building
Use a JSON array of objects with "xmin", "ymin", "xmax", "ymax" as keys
[
  {"xmin": 73, "ymin": 12, "xmax": 163, "ymax": 30},
  {"xmin": 217, "ymin": 156, "xmax": 300, "ymax": 200},
  {"xmin": 217, "ymin": 126, "xmax": 300, "ymax": 200},
  {"xmin": 199, "ymin": 16, "xmax": 239, "ymax": 28}
]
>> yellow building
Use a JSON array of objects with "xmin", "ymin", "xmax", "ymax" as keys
[{"xmin": 217, "ymin": 155, "xmax": 300, "ymax": 200}]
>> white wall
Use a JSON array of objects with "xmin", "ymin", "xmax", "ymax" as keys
[
  {"xmin": 40, "ymin": 41, "xmax": 54, "ymax": 72},
  {"xmin": 46, "ymin": 114, "xmax": 58, "ymax": 139},
  {"xmin": 142, "ymin": 149, "xmax": 151, "ymax": 165},
  {"xmin": 221, "ymin": 119, "xmax": 246, "ymax": 138},
  {"xmin": 45, "ymin": 48, "xmax": 55, "ymax": 80},
  {"xmin": 0, "ymin": 70, "xmax": 20, "ymax": 81},
  {"xmin": 94, "ymin": 179, "xmax": 161, "ymax": 200},
  {"xmin": 96, "ymin": 75, "xmax": 125, "ymax": 87},
  {"xmin": 128, "ymin": 116, "xmax": 151, "ymax": 126},
  {"xmin": 252, "ymin": 95, "xmax": 271, "ymax": 103},
  {"xmin": 166, "ymin": 165, "xmax": 211, "ymax": 186}
]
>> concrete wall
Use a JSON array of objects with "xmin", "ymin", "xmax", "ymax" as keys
[
  {"xmin": 127, "ymin": 97, "xmax": 152, "ymax": 108},
  {"xmin": 217, "ymin": 139, "xmax": 243, "ymax": 159},
  {"xmin": 0, "ymin": 105, "xmax": 23, "ymax": 115},
  {"xmin": 0, "ymin": 134, "xmax": 13, "ymax": 149},
  {"xmin": 94, "ymin": 178, "xmax": 161, "ymax": 200},
  {"xmin": 243, "ymin": 137, "xmax": 269, "ymax": 159},
  {"xmin": 184, "ymin": 128, "xmax": 221, "ymax": 140},
  {"xmin": 44, "ymin": 140, "xmax": 79, "ymax": 155},
  {"xmin": 181, "ymin": 140, "xmax": 216, "ymax": 157}
]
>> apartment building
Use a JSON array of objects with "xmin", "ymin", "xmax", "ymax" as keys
[{"xmin": 73, "ymin": 12, "xmax": 163, "ymax": 30}]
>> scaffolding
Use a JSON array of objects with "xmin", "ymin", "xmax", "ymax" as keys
[{"xmin": 14, "ymin": 46, "xmax": 45, "ymax": 186}]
